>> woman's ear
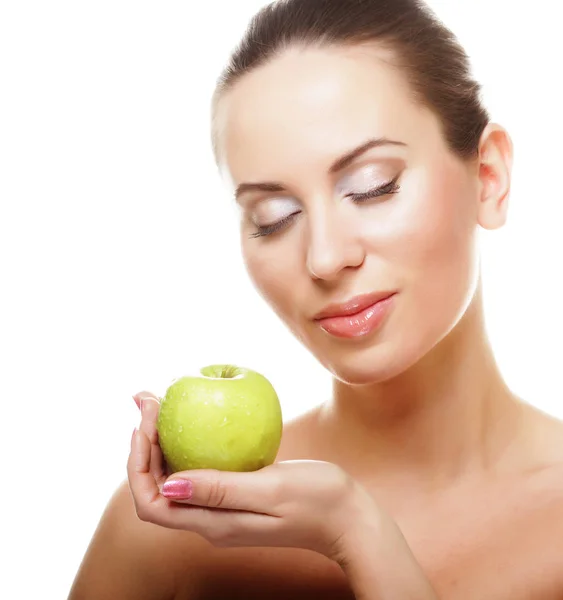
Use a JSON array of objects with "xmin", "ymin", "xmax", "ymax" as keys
[{"xmin": 476, "ymin": 122, "xmax": 514, "ymax": 230}]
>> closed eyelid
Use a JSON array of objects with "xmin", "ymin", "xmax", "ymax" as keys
[
  {"xmin": 235, "ymin": 183, "xmax": 297, "ymax": 209},
  {"xmin": 337, "ymin": 167, "xmax": 394, "ymax": 192},
  {"xmin": 251, "ymin": 196, "xmax": 301, "ymax": 224}
]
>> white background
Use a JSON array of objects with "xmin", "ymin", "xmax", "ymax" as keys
[{"xmin": 0, "ymin": 1, "xmax": 561, "ymax": 597}]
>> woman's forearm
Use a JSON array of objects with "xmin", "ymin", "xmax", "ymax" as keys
[{"xmin": 337, "ymin": 494, "xmax": 438, "ymax": 599}]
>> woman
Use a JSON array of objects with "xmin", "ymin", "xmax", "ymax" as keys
[{"xmin": 69, "ymin": 0, "xmax": 563, "ymax": 598}]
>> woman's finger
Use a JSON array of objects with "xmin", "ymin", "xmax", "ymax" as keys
[
  {"xmin": 161, "ymin": 466, "xmax": 281, "ymax": 515},
  {"xmin": 134, "ymin": 391, "xmax": 166, "ymax": 483},
  {"xmin": 137, "ymin": 394, "xmax": 159, "ymax": 442},
  {"xmin": 127, "ymin": 428, "xmax": 180, "ymax": 526},
  {"xmin": 140, "ymin": 397, "xmax": 166, "ymax": 483}
]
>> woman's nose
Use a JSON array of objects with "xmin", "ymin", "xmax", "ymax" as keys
[{"xmin": 306, "ymin": 211, "xmax": 365, "ymax": 281}]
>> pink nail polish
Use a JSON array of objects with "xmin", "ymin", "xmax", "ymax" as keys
[{"xmin": 162, "ymin": 479, "xmax": 193, "ymax": 499}]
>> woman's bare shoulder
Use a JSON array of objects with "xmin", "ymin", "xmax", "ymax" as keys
[
  {"xmin": 69, "ymin": 479, "xmax": 213, "ymax": 599},
  {"xmin": 517, "ymin": 401, "xmax": 563, "ymax": 470}
]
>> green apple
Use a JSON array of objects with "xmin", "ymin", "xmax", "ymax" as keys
[{"xmin": 156, "ymin": 364, "xmax": 283, "ymax": 473}]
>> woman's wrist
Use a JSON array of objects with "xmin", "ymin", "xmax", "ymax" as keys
[{"xmin": 335, "ymin": 485, "xmax": 438, "ymax": 600}]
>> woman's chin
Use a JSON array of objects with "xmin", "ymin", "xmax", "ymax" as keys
[{"xmin": 316, "ymin": 335, "xmax": 430, "ymax": 386}]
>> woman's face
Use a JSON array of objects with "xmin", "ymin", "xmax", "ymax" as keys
[{"xmin": 216, "ymin": 45, "xmax": 482, "ymax": 384}]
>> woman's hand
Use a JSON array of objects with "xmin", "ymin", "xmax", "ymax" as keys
[{"xmin": 127, "ymin": 390, "xmax": 373, "ymax": 562}]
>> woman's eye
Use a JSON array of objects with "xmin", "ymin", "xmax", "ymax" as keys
[
  {"xmin": 347, "ymin": 175, "xmax": 401, "ymax": 204},
  {"xmin": 248, "ymin": 197, "xmax": 301, "ymax": 239},
  {"xmin": 249, "ymin": 210, "xmax": 301, "ymax": 238}
]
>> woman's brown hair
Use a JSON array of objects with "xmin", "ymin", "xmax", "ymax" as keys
[{"xmin": 211, "ymin": 0, "xmax": 489, "ymax": 163}]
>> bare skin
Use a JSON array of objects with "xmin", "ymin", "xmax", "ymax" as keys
[
  {"xmin": 70, "ymin": 393, "xmax": 563, "ymax": 599},
  {"xmin": 70, "ymin": 44, "xmax": 563, "ymax": 599}
]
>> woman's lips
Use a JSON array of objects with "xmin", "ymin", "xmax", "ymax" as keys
[{"xmin": 315, "ymin": 293, "xmax": 396, "ymax": 338}]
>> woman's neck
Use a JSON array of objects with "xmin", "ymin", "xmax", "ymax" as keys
[{"xmin": 318, "ymin": 286, "xmax": 524, "ymax": 490}]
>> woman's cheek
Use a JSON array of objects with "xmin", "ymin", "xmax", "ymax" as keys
[
  {"xmin": 243, "ymin": 245, "xmax": 299, "ymax": 316},
  {"xmin": 379, "ymin": 160, "xmax": 475, "ymax": 271},
  {"xmin": 394, "ymin": 184, "xmax": 479, "ymax": 339}
]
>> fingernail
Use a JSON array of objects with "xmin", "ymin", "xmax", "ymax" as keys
[
  {"xmin": 162, "ymin": 479, "xmax": 193, "ymax": 499},
  {"xmin": 132, "ymin": 395, "xmax": 141, "ymax": 410}
]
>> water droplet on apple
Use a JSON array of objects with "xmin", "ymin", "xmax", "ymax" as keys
[{"xmin": 179, "ymin": 425, "xmax": 183, "ymax": 433}]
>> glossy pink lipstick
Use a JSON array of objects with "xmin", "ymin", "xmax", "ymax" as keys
[{"xmin": 314, "ymin": 291, "xmax": 396, "ymax": 339}]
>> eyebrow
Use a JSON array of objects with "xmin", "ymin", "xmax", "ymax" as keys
[{"xmin": 234, "ymin": 137, "xmax": 407, "ymax": 202}]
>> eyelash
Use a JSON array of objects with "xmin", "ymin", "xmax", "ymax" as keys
[
  {"xmin": 347, "ymin": 175, "xmax": 401, "ymax": 203},
  {"xmin": 249, "ymin": 212, "xmax": 299, "ymax": 238},
  {"xmin": 249, "ymin": 175, "xmax": 401, "ymax": 238}
]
